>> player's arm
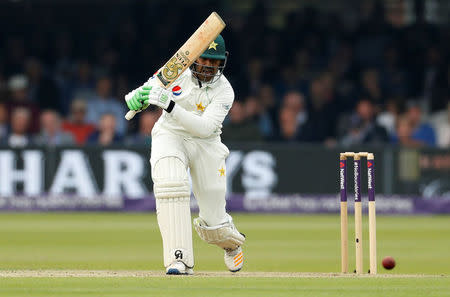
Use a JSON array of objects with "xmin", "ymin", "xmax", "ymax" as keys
[
  {"xmin": 169, "ymin": 88, "xmax": 234, "ymax": 138},
  {"xmin": 142, "ymin": 84, "xmax": 234, "ymax": 138}
]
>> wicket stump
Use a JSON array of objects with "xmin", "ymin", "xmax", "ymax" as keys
[{"xmin": 339, "ymin": 152, "xmax": 377, "ymax": 274}]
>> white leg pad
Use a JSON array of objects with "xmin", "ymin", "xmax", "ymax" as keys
[
  {"xmin": 194, "ymin": 214, "xmax": 245, "ymax": 250},
  {"xmin": 153, "ymin": 157, "xmax": 193, "ymax": 268}
]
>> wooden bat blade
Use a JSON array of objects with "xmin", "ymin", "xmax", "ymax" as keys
[{"xmin": 125, "ymin": 12, "xmax": 226, "ymax": 120}]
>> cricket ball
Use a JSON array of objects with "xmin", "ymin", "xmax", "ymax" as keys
[{"xmin": 382, "ymin": 256, "xmax": 396, "ymax": 270}]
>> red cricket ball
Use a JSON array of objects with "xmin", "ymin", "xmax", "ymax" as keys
[{"xmin": 382, "ymin": 256, "xmax": 396, "ymax": 270}]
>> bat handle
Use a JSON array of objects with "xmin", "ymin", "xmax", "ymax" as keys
[{"xmin": 125, "ymin": 110, "xmax": 139, "ymax": 120}]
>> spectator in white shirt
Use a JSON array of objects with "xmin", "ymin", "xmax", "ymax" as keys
[
  {"xmin": 8, "ymin": 107, "xmax": 31, "ymax": 147},
  {"xmin": 430, "ymin": 102, "xmax": 450, "ymax": 148}
]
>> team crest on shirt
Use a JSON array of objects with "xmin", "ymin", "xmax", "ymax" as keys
[{"xmin": 172, "ymin": 85, "xmax": 182, "ymax": 96}]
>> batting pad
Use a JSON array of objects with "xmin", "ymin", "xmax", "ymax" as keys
[
  {"xmin": 194, "ymin": 214, "xmax": 245, "ymax": 250},
  {"xmin": 153, "ymin": 157, "xmax": 193, "ymax": 268}
]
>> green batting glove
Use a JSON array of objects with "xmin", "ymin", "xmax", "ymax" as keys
[
  {"xmin": 140, "ymin": 86, "xmax": 152, "ymax": 110},
  {"xmin": 125, "ymin": 86, "xmax": 152, "ymax": 111}
]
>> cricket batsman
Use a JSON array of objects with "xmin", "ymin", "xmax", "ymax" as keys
[{"xmin": 125, "ymin": 35, "xmax": 245, "ymax": 275}]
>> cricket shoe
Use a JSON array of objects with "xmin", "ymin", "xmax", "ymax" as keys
[
  {"xmin": 166, "ymin": 261, "xmax": 194, "ymax": 275},
  {"xmin": 224, "ymin": 246, "xmax": 244, "ymax": 272}
]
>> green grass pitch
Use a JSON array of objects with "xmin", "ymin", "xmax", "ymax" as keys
[{"xmin": 0, "ymin": 213, "xmax": 449, "ymax": 296}]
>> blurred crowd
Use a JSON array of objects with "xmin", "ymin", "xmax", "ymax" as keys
[{"xmin": 0, "ymin": 0, "xmax": 449, "ymax": 148}]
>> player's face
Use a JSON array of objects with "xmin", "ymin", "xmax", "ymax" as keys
[{"xmin": 194, "ymin": 57, "xmax": 221, "ymax": 82}]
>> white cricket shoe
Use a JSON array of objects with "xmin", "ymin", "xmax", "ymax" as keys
[
  {"xmin": 224, "ymin": 246, "xmax": 244, "ymax": 272},
  {"xmin": 166, "ymin": 261, "xmax": 194, "ymax": 275}
]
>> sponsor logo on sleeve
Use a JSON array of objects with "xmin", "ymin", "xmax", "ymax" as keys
[{"xmin": 172, "ymin": 86, "xmax": 182, "ymax": 96}]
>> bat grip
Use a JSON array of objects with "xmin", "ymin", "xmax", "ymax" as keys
[{"xmin": 125, "ymin": 110, "xmax": 139, "ymax": 120}]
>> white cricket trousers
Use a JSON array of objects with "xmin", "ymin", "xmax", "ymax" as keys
[{"xmin": 150, "ymin": 128, "xmax": 230, "ymax": 226}]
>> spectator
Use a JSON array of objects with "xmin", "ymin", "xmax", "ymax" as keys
[
  {"xmin": 244, "ymin": 96, "xmax": 274, "ymax": 140},
  {"xmin": 341, "ymin": 99, "xmax": 389, "ymax": 146},
  {"xmin": 25, "ymin": 58, "xmax": 62, "ymax": 111},
  {"xmin": 69, "ymin": 60, "xmax": 95, "ymax": 102},
  {"xmin": 34, "ymin": 110, "xmax": 74, "ymax": 146},
  {"xmin": 125, "ymin": 109, "xmax": 161, "ymax": 145},
  {"xmin": 221, "ymin": 101, "xmax": 262, "ymax": 142},
  {"xmin": 405, "ymin": 103, "xmax": 437, "ymax": 146},
  {"xmin": 62, "ymin": 99, "xmax": 96, "ymax": 145},
  {"xmin": 7, "ymin": 107, "xmax": 32, "ymax": 147},
  {"xmin": 86, "ymin": 76, "xmax": 127, "ymax": 136},
  {"xmin": 360, "ymin": 68, "xmax": 384, "ymax": 106},
  {"xmin": 244, "ymin": 96, "xmax": 259, "ymax": 119},
  {"xmin": 0, "ymin": 102, "xmax": 8, "ymax": 142},
  {"xmin": 282, "ymin": 91, "xmax": 308, "ymax": 126},
  {"xmin": 6, "ymin": 75, "xmax": 29, "ymax": 104},
  {"xmin": 87, "ymin": 113, "xmax": 122, "ymax": 145},
  {"xmin": 278, "ymin": 107, "xmax": 299, "ymax": 142},
  {"xmin": 257, "ymin": 85, "xmax": 278, "ymax": 138},
  {"xmin": 377, "ymin": 97, "xmax": 403, "ymax": 136},
  {"xmin": 298, "ymin": 74, "xmax": 337, "ymax": 143},
  {"xmin": 280, "ymin": 91, "xmax": 309, "ymax": 139},
  {"xmin": 392, "ymin": 115, "xmax": 423, "ymax": 148},
  {"xmin": 6, "ymin": 74, "xmax": 40, "ymax": 132},
  {"xmin": 430, "ymin": 102, "xmax": 450, "ymax": 148}
]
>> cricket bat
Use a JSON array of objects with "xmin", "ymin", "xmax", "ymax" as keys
[{"xmin": 125, "ymin": 12, "xmax": 226, "ymax": 120}]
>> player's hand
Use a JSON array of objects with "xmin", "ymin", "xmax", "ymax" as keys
[
  {"xmin": 124, "ymin": 76, "xmax": 160, "ymax": 111},
  {"xmin": 143, "ymin": 85, "xmax": 172, "ymax": 110},
  {"xmin": 125, "ymin": 88, "xmax": 150, "ymax": 111}
]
